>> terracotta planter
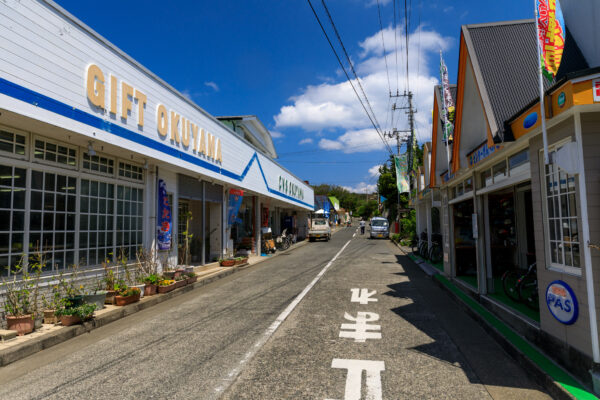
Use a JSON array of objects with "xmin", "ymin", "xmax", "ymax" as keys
[
  {"xmin": 6, "ymin": 315, "xmax": 34, "ymax": 336},
  {"xmin": 144, "ymin": 283, "xmax": 158, "ymax": 296},
  {"xmin": 174, "ymin": 279, "xmax": 187, "ymax": 289},
  {"xmin": 44, "ymin": 310, "xmax": 58, "ymax": 325},
  {"xmin": 158, "ymin": 283, "xmax": 176, "ymax": 293},
  {"xmin": 220, "ymin": 259, "xmax": 235, "ymax": 267},
  {"xmin": 114, "ymin": 293, "xmax": 140, "ymax": 306},
  {"xmin": 132, "ymin": 284, "xmax": 146, "ymax": 298},
  {"xmin": 60, "ymin": 314, "xmax": 81, "ymax": 326},
  {"xmin": 184, "ymin": 266, "xmax": 194, "ymax": 274},
  {"xmin": 105, "ymin": 290, "xmax": 117, "ymax": 305},
  {"xmin": 163, "ymin": 271, "xmax": 175, "ymax": 279},
  {"xmin": 186, "ymin": 276, "xmax": 198, "ymax": 284},
  {"xmin": 241, "ymin": 258, "xmax": 248, "ymax": 264},
  {"xmin": 174, "ymin": 269, "xmax": 184, "ymax": 279}
]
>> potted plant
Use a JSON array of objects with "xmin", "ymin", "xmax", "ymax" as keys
[
  {"xmin": 219, "ymin": 258, "xmax": 236, "ymax": 267},
  {"xmin": 55, "ymin": 303, "xmax": 96, "ymax": 326},
  {"xmin": 82, "ymin": 279, "xmax": 108, "ymax": 311},
  {"xmin": 1, "ymin": 260, "xmax": 40, "ymax": 336},
  {"xmin": 102, "ymin": 259, "xmax": 118, "ymax": 305},
  {"xmin": 157, "ymin": 279, "xmax": 176, "ymax": 293},
  {"xmin": 114, "ymin": 286, "xmax": 141, "ymax": 306},
  {"xmin": 174, "ymin": 274, "xmax": 187, "ymax": 288},
  {"xmin": 185, "ymin": 271, "xmax": 197, "ymax": 285},
  {"xmin": 41, "ymin": 285, "xmax": 62, "ymax": 325},
  {"xmin": 143, "ymin": 274, "xmax": 159, "ymax": 296}
]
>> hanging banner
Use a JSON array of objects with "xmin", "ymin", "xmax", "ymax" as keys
[
  {"xmin": 439, "ymin": 52, "xmax": 455, "ymax": 143},
  {"xmin": 394, "ymin": 155, "xmax": 409, "ymax": 193},
  {"xmin": 536, "ymin": 0, "xmax": 565, "ymax": 80},
  {"xmin": 157, "ymin": 179, "xmax": 172, "ymax": 251},
  {"xmin": 227, "ymin": 188, "xmax": 244, "ymax": 226}
]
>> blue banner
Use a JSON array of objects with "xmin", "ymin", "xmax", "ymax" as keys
[
  {"xmin": 227, "ymin": 189, "xmax": 244, "ymax": 226},
  {"xmin": 157, "ymin": 179, "xmax": 172, "ymax": 251}
]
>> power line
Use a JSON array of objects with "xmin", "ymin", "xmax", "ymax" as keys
[
  {"xmin": 393, "ymin": 0, "xmax": 399, "ymax": 95},
  {"xmin": 306, "ymin": 0, "xmax": 393, "ymax": 155},
  {"xmin": 376, "ymin": 0, "xmax": 392, "ymax": 97},
  {"xmin": 404, "ymin": 0, "xmax": 410, "ymax": 91}
]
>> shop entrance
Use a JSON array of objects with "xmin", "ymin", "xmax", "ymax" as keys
[
  {"xmin": 453, "ymin": 200, "xmax": 477, "ymax": 288},
  {"xmin": 486, "ymin": 185, "xmax": 538, "ymax": 321}
]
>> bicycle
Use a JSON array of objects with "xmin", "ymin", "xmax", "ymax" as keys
[
  {"xmin": 502, "ymin": 262, "xmax": 538, "ymax": 310},
  {"xmin": 428, "ymin": 233, "xmax": 443, "ymax": 264},
  {"xmin": 418, "ymin": 231, "xmax": 428, "ymax": 259},
  {"xmin": 276, "ymin": 228, "xmax": 292, "ymax": 251}
]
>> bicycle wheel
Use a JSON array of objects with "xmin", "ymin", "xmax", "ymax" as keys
[
  {"xmin": 281, "ymin": 238, "xmax": 290, "ymax": 250},
  {"xmin": 518, "ymin": 277, "xmax": 539, "ymax": 310},
  {"xmin": 502, "ymin": 270, "xmax": 521, "ymax": 302},
  {"xmin": 430, "ymin": 245, "xmax": 443, "ymax": 264}
]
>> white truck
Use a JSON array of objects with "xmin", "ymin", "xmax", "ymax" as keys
[{"xmin": 308, "ymin": 218, "xmax": 331, "ymax": 242}]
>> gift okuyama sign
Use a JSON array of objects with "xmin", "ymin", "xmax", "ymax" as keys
[
  {"xmin": 278, "ymin": 176, "xmax": 304, "ymax": 201},
  {"xmin": 546, "ymin": 280, "xmax": 578, "ymax": 325}
]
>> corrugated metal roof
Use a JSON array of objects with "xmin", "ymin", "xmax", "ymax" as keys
[{"xmin": 465, "ymin": 20, "xmax": 550, "ymax": 142}]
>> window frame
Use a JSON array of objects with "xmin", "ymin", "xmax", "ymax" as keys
[
  {"xmin": 540, "ymin": 139, "xmax": 582, "ymax": 275},
  {"xmin": 32, "ymin": 135, "xmax": 78, "ymax": 170},
  {"xmin": 0, "ymin": 125, "xmax": 28, "ymax": 161}
]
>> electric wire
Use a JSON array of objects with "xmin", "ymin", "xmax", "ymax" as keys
[
  {"xmin": 306, "ymin": 0, "xmax": 393, "ymax": 156},
  {"xmin": 376, "ymin": 0, "xmax": 392, "ymax": 97}
]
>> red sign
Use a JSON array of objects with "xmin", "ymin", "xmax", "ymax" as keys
[{"xmin": 229, "ymin": 188, "xmax": 244, "ymax": 196}]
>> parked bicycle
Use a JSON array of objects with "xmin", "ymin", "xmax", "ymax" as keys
[
  {"xmin": 276, "ymin": 228, "xmax": 293, "ymax": 251},
  {"xmin": 428, "ymin": 233, "xmax": 443, "ymax": 264},
  {"xmin": 502, "ymin": 262, "xmax": 539, "ymax": 310}
]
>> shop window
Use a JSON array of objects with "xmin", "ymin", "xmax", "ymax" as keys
[
  {"xmin": 509, "ymin": 149, "xmax": 529, "ymax": 176},
  {"xmin": 0, "ymin": 129, "xmax": 26, "ymax": 157},
  {"xmin": 544, "ymin": 153, "xmax": 580, "ymax": 271},
  {"xmin": 79, "ymin": 179, "xmax": 114, "ymax": 266},
  {"xmin": 178, "ymin": 201, "xmax": 190, "ymax": 247},
  {"xmin": 82, "ymin": 152, "xmax": 114, "ymax": 176},
  {"xmin": 118, "ymin": 162, "xmax": 144, "ymax": 182},
  {"xmin": 30, "ymin": 170, "xmax": 76, "ymax": 271},
  {"xmin": 481, "ymin": 168, "xmax": 493, "ymax": 188},
  {"xmin": 493, "ymin": 160, "xmax": 507, "ymax": 183},
  {"xmin": 34, "ymin": 137, "xmax": 77, "ymax": 168},
  {"xmin": 456, "ymin": 183, "xmax": 464, "ymax": 197},
  {"xmin": 116, "ymin": 185, "xmax": 144, "ymax": 260},
  {"xmin": 0, "ymin": 164, "xmax": 26, "ymax": 275},
  {"xmin": 464, "ymin": 178, "xmax": 473, "ymax": 193}
]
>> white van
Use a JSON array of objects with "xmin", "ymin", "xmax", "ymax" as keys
[{"xmin": 369, "ymin": 217, "xmax": 389, "ymax": 239}]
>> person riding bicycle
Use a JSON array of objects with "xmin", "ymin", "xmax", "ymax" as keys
[{"xmin": 359, "ymin": 219, "xmax": 365, "ymax": 235}]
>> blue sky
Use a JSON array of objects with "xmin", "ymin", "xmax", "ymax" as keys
[{"xmin": 56, "ymin": 0, "xmax": 535, "ymax": 193}]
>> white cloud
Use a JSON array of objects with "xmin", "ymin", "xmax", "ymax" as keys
[
  {"xmin": 369, "ymin": 164, "xmax": 382, "ymax": 177},
  {"xmin": 204, "ymin": 81, "xmax": 220, "ymax": 92},
  {"xmin": 299, "ymin": 138, "xmax": 313, "ymax": 145},
  {"xmin": 181, "ymin": 89, "xmax": 193, "ymax": 101},
  {"xmin": 274, "ymin": 25, "xmax": 452, "ymax": 151},
  {"xmin": 343, "ymin": 182, "xmax": 377, "ymax": 193},
  {"xmin": 270, "ymin": 130, "xmax": 284, "ymax": 139},
  {"xmin": 366, "ymin": 0, "xmax": 392, "ymax": 7}
]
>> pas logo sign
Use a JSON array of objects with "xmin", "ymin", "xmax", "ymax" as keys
[{"xmin": 546, "ymin": 280, "xmax": 578, "ymax": 325}]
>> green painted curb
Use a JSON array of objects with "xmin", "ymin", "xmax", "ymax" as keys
[{"xmin": 434, "ymin": 274, "xmax": 598, "ymax": 400}]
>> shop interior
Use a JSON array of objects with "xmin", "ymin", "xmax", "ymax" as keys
[
  {"xmin": 177, "ymin": 199, "xmax": 222, "ymax": 264},
  {"xmin": 453, "ymin": 200, "xmax": 477, "ymax": 288}
]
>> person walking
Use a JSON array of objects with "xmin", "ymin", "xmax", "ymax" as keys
[{"xmin": 359, "ymin": 219, "xmax": 365, "ymax": 235}]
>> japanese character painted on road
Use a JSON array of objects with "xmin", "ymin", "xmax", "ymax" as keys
[
  {"xmin": 325, "ymin": 358, "xmax": 385, "ymax": 400},
  {"xmin": 339, "ymin": 312, "xmax": 381, "ymax": 342},
  {"xmin": 350, "ymin": 288, "xmax": 377, "ymax": 305}
]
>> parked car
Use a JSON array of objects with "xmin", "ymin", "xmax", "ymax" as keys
[
  {"xmin": 309, "ymin": 218, "xmax": 331, "ymax": 242},
  {"xmin": 369, "ymin": 217, "xmax": 389, "ymax": 239}
]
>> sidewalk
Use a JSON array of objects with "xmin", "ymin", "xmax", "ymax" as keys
[{"xmin": 393, "ymin": 241, "xmax": 598, "ymax": 400}]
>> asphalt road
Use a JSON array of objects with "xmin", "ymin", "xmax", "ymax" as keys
[{"xmin": 0, "ymin": 226, "xmax": 551, "ymax": 399}]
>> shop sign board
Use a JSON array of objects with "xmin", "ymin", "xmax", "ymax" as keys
[
  {"xmin": 0, "ymin": 2, "xmax": 314, "ymax": 210},
  {"xmin": 593, "ymin": 79, "xmax": 600, "ymax": 103},
  {"xmin": 546, "ymin": 280, "xmax": 578, "ymax": 325},
  {"xmin": 157, "ymin": 179, "xmax": 172, "ymax": 251},
  {"xmin": 468, "ymin": 143, "xmax": 502, "ymax": 168}
]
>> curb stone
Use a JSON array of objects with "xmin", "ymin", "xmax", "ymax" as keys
[{"xmin": 392, "ymin": 240, "xmax": 595, "ymax": 400}]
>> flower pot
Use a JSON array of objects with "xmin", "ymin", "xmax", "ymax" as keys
[
  {"xmin": 174, "ymin": 279, "xmax": 187, "ymax": 289},
  {"xmin": 220, "ymin": 259, "xmax": 235, "ymax": 267},
  {"xmin": 132, "ymin": 284, "xmax": 146, "ymax": 298},
  {"xmin": 43, "ymin": 310, "xmax": 58, "ymax": 325},
  {"xmin": 105, "ymin": 290, "xmax": 117, "ymax": 305},
  {"xmin": 114, "ymin": 293, "xmax": 140, "ymax": 306},
  {"xmin": 163, "ymin": 271, "xmax": 175, "ymax": 279},
  {"xmin": 174, "ymin": 269, "xmax": 184, "ymax": 279},
  {"xmin": 34, "ymin": 315, "xmax": 43, "ymax": 330},
  {"xmin": 6, "ymin": 315, "xmax": 34, "ymax": 336},
  {"xmin": 83, "ymin": 291, "xmax": 107, "ymax": 310},
  {"xmin": 186, "ymin": 276, "xmax": 198, "ymax": 284},
  {"xmin": 184, "ymin": 266, "xmax": 194, "ymax": 274},
  {"xmin": 65, "ymin": 295, "xmax": 83, "ymax": 307},
  {"xmin": 60, "ymin": 314, "xmax": 81, "ymax": 326},
  {"xmin": 144, "ymin": 283, "xmax": 158, "ymax": 296},
  {"xmin": 241, "ymin": 257, "xmax": 248, "ymax": 264},
  {"xmin": 158, "ymin": 282, "xmax": 176, "ymax": 293}
]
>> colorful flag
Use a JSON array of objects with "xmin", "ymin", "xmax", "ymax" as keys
[
  {"xmin": 394, "ymin": 155, "xmax": 409, "ymax": 194},
  {"xmin": 380, "ymin": 195, "xmax": 387, "ymax": 203},
  {"xmin": 439, "ymin": 52, "xmax": 454, "ymax": 143},
  {"xmin": 536, "ymin": 0, "xmax": 565, "ymax": 80},
  {"xmin": 227, "ymin": 188, "xmax": 244, "ymax": 226},
  {"xmin": 157, "ymin": 179, "xmax": 172, "ymax": 251}
]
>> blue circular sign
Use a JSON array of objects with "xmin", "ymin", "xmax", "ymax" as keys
[
  {"xmin": 546, "ymin": 280, "xmax": 579, "ymax": 325},
  {"xmin": 523, "ymin": 112, "xmax": 538, "ymax": 129},
  {"xmin": 557, "ymin": 92, "xmax": 566, "ymax": 108}
]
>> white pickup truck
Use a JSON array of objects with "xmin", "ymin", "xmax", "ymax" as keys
[{"xmin": 308, "ymin": 218, "xmax": 331, "ymax": 242}]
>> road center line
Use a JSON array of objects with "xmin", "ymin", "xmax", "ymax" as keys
[{"xmin": 215, "ymin": 238, "xmax": 353, "ymax": 396}]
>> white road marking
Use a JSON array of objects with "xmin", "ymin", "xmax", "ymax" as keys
[
  {"xmin": 339, "ymin": 312, "xmax": 381, "ymax": 342},
  {"xmin": 215, "ymin": 239, "xmax": 353, "ymax": 395},
  {"xmin": 325, "ymin": 359, "xmax": 385, "ymax": 400},
  {"xmin": 350, "ymin": 288, "xmax": 377, "ymax": 304}
]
